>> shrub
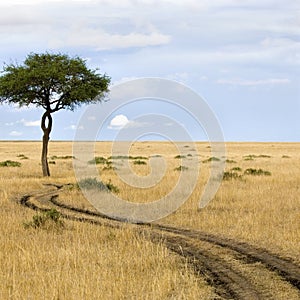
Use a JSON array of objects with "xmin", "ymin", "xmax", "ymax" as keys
[
  {"xmin": 174, "ymin": 166, "xmax": 189, "ymax": 171},
  {"xmin": 17, "ymin": 154, "xmax": 29, "ymax": 160},
  {"xmin": 223, "ymin": 171, "xmax": 242, "ymax": 181},
  {"xmin": 88, "ymin": 156, "xmax": 107, "ymax": 164},
  {"xmin": 202, "ymin": 157, "xmax": 221, "ymax": 163},
  {"xmin": 174, "ymin": 155, "xmax": 186, "ymax": 159},
  {"xmin": 0, "ymin": 160, "xmax": 21, "ymax": 167},
  {"xmin": 51, "ymin": 155, "xmax": 75, "ymax": 160},
  {"xmin": 226, "ymin": 159, "xmax": 236, "ymax": 163},
  {"xmin": 244, "ymin": 168, "xmax": 271, "ymax": 176},
  {"xmin": 231, "ymin": 167, "xmax": 242, "ymax": 172},
  {"xmin": 78, "ymin": 178, "xmax": 119, "ymax": 193},
  {"xmin": 108, "ymin": 155, "xmax": 148, "ymax": 160},
  {"xmin": 244, "ymin": 154, "xmax": 271, "ymax": 160},
  {"xmin": 133, "ymin": 160, "xmax": 147, "ymax": 165},
  {"xmin": 105, "ymin": 179, "xmax": 120, "ymax": 193},
  {"xmin": 23, "ymin": 209, "xmax": 64, "ymax": 230},
  {"xmin": 282, "ymin": 155, "xmax": 290, "ymax": 158}
]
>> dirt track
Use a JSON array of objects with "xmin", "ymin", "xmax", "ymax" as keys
[{"xmin": 18, "ymin": 184, "xmax": 300, "ymax": 300}]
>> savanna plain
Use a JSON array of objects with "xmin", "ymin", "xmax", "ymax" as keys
[{"xmin": 0, "ymin": 141, "xmax": 299, "ymax": 299}]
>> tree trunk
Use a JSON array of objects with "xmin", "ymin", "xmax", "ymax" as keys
[{"xmin": 41, "ymin": 111, "xmax": 52, "ymax": 177}]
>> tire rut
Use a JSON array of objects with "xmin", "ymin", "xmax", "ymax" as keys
[{"xmin": 18, "ymin": 184, "xmax": 300, "ymax": 299}]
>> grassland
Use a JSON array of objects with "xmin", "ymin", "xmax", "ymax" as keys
[{"xmin": 0, "ymin": 141, "xmax": 299, "ymax": 299}]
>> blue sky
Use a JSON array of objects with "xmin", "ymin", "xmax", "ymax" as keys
[{"xmin": 0, "ymin": 0, "xmax": 299, "ymax": 141}]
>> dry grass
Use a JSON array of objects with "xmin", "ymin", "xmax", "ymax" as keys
[{"xmin": 0, "ymin": 141, "xmax": 299, "ymax": 299}]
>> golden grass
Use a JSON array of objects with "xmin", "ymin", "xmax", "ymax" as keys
[{"xmin": 0, "ymin": 141, "xmax": 299, "ymax": 299}]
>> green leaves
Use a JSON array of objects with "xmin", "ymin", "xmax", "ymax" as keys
[{"xmin": 0, "ymin": 52, "xmax": 110, "ymax": 112}]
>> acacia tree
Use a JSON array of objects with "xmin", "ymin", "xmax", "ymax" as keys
[{"xmin": 0, "ymin": 53, "xmax": 110, "ymax": 176}]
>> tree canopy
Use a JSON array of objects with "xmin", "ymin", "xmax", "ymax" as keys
[
  {"xmin": 0, "ymin": 52, "xmax": 111, "ymax": 176},
  {"xmin": 0, "ymin": 52, "xmax": 110, "ymax": 112}
]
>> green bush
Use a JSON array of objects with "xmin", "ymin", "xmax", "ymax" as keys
[
  {"xmin": 243, "ymin": 154, "xmax": 271, "ymax": 160},
  {"xmin": 174, "ymin": 166, "xmax": 189, "ymax": 171},
  {"xmin": 23, "ymin": 209, "xmax": 64, "ymax": 229},
  {"xmin": 88, "ymin": 156, "xmax": 107, "ymax": 164},
  {"xmin": 17, "ymin": 154, "xmax": 29, "ymax": 160},
  {"xmin": 226, "ymin": 159, "xmax": 237, "ymax": 164},
  {"xmin": 0, "ymin": 160, "xmax": 21, "ymax": 167},
  {"xmin": 202, "ymin": 157, "xmax": 221, "ymax": 163},
  {"xmin": 78, "ymin": 178, "xmax": 119, "ymax": 193},
  {"xmin": 223, "ymin": 171, "xmax": 242, "ymax": 181},
  {"xmin": 108, "ymin": 155, "xmax": 148, "ymax": 160},
  {"xmin": 133, "ymin": 160, "xmax": 147, "ymax": 165},
  {"xmin": 51, "ymin": 155, "xmax": 75, "ymax": 160},
  {"xmin": 231, "ymin": 167, "xmax": 242, "ymax": 172},
  {"xmin": 244, "ymin": 168, "xmax": 271, "ymax": 176},
  {"xmin": 174, "ymin": 155, "xmax": 186, "ymax": 159}
]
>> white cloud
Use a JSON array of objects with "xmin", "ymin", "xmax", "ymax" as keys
[
  {"xmin": 108, "ymin": 114, "xmax": 129, "ymax": 130},
  {"xmin": 22, "ymin": 120, "xmax": 40, "ymax": 127},
  {"xmin": 216, "ymin": 78, "xmax": 291, "ymax": 86},
  {"xmin": 108, "ymin": 114, "xmax": 151, "ymax": 130},
  {"xmin": 9, "ymin": 131, "xmax": 22, "ymax": 136},
  {"xmin": 50, "ymin": 29, "xmax": 171, "ymax": 51}
]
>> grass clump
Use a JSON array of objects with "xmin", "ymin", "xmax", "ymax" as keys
[
  {"xmin": 226, "ymin": 159, "xmax": 237, "ymax": 164},
  {"xmin": 231, "ymin": 167, "xmax": 242, "ymax": 172},
  {"xmin": 223, "ymin": 171, "xmax": 243, "ymax": 181},
  {"xmin": 174, "ymin": 155, "xmax": 186, "ymax": 159},
  {"xmin": 133, "ymin": 160, "xmax": 147, "ymax": 165},
  {"xmin": 244, "ymin": 154, "xmax": 271, "ymax": 160},
  {"xmin": 51, "ymin": 155, "xmax": 75, "ymax": 160},
  {"xmin": 23, "ymin": 209, "xmax": 64, "ymax": 230},
  {"xmin": 78, "ymin": 178, "xmax": 119, "ymax": 193},
  {"xmin": 174, "ymin": 166, "xmax": 189, "ymax": 171},
  {"xmin": 108, "ymin": 155, "xmax": 148, "ymax": 160},
  {"xmin": 0, "ymin": 160, "xmax": 21, "ymax": 167},
  {"xmin": 88, "ymin": 156, "xmax": 107, "ymax": 164},
  {"xmin": 17, "ymin": 154, "xmax": 29, "ymax": 160},
  {"xmin": 203, "ymin": 157, "xmax": 221, "ymax": 163},
  {"xmin": 244, "ymin": 168, "xmax": 271, "ymax": 176}
]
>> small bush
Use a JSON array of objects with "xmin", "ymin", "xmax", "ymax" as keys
[
  {"xmin": 51, "ymin": 155, "xmax": 75, "ymax": 160},
  {"xmin": 226, "ymin": 159, "xmax": 236, "ymax": 164},
  {"xmin": 133, "ymin": 160, "xmax": 147, "ymax": 165},
  {"xmin": 78, "ymin": 178, "xmax": 119, "ymax": 193},
  {"xmin": 17, "ymin": 154, "xmax": 29, "ymax": 160},
  {"xmin": 244, "ymin": 154, "xmax": 271, "ymax": 160},
  {"xmin": 174, "ymin": 155, "xmax": 186, "ymax": 159},
  {"xmin": 108, "ymin": 155, "xmax": 148, "ymax": 160},
  {"xmin": 282, "ymin": 155, "xmax": 290, "ymax": 158},
  {"xmin": 231, "ymin": 167, "xmax": 242, "ymax": 172},
  {"xmin": 88, "ymin": 156, "xmax": 107, "ymax": 164},
  {"xmin": 174, "ymin": 166, "xmax": 189, "ymax": 171},
  {"xmin": 23, "ymin": 209, "xmax": 64, "ymax": 230},
  {"xmin": 202, "ymin": 157, "xmax": 221, "ymax": 163},
  {"xmin": 187, "ymin": 154, "xmax": 193, "ymax": 157},
  {"xmin": 106, "ymin": 179, "xmax": 120, "ymax": 193},
  {"xmin": 102, "ymin": 165, "xmax": 117, "ymax": 171},
  {"xmin": 244, "ymin": 168, "xmax": 271, "ymax": 176},
  {"xmin": 0, "ymin": 160, "xmax": 21, "ymax": 167},
  {"xmin": 49, "ymin": 161, "xmax": 56, "ymax": 165},
  {"xmin": 133, "ymin": 156, "xmax": 148, "ymax": 160},
  {"xmin": 223, "ymin": 171, "xmax": 242, "ymax": 181}
]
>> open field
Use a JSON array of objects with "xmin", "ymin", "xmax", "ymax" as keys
[{"xmin": 0, "ymin": 141, "xmax": 299, "ymax": 299}]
